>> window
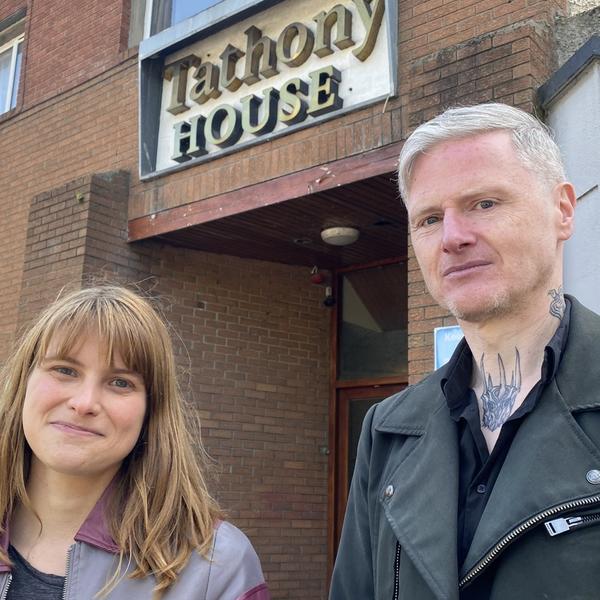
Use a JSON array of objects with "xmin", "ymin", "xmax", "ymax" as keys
[
  {"xmin": 0, "ymin": 21, "xmax": 24, "ymax": 115},
  {"xmin": 130, "ymin": 0, "xmax": 225, "ymax": 46},
  {"xmin": 146, "ymin": 0, "xmax": 224, "ymax": 36}
]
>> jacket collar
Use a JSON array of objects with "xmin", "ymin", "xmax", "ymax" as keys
[
  {"xmin": 73, "ymin": 482, "xmax": 120, "ymax": 554},
  {"xmin": 373, "ymin": 296, "xmax": 600, "ymax": 600}
]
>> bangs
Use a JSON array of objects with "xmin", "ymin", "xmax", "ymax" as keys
[{"xmin": 33, "ymin": 293, "xmax": 154, "ymax": 384}]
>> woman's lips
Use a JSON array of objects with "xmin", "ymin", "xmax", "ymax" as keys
[{"xmin": 50, "ymin": 421, "xmax": 103, "ymax": 436}]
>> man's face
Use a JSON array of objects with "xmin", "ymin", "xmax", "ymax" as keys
[{"xmin": 405, "ymin": 131, "xmax": 572, "ymax": 323}]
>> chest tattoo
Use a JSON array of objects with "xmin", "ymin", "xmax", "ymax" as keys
[{"xmin": 480, "ymin": 349, "xmax": 521, "ymax": 431}]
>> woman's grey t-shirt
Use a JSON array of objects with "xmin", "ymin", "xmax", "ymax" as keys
[{"xmin": 6, "ymin": 545, "xmax": 64, "ymax": 599}]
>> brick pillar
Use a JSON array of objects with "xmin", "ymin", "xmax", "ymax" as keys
[{"xmin": 18, "ymin": 170, "xmax": 151, "ymax": 328}]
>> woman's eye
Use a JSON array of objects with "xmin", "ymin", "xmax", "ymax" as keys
[
  {"xmin": 54, "ymin": 366, "xmax": 77, "ymax": 377},
  {"xmin": 111, "ymin": 378, "xmax": 133, "ymax": 390}
]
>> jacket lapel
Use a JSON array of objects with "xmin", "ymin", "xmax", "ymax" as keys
[
  {"xmin": 462, "ymin": 297, "xmax": 600, "ymax": 577},
  {"xmin": 376, "ymin": 385, "xmax": 461, "ymax": 600}
]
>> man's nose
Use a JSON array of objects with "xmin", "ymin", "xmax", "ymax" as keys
[
  {"xmin": 67, "ymin": 381, "xmax": 101, "ymax": 415},
  {"xmin": 441, "ymin": 210, "xmax": 476, "ymax": 252}
]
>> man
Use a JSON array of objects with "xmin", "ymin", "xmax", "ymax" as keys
[{"xmin": 329, "ymin": 103, "xmax": 600, "ymax": 600}]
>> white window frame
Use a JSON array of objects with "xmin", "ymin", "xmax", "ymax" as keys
[
  {"xmin": 143, "ymin": 0, "xmax": 154, "ymax": 39},
  {"xmin": 0, "ymin": 32, "xmax": 23, "ymax": 114}
]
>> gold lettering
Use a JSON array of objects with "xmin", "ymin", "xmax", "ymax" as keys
[
  {"xmin": 352, "ymin": 0, "xmax": 385, "ymax": 61},
  {"xmin": 190, "ymin": 61, "xmax": 221, "ymax": 105},
  {"xmin": 219, "ymin": 44, "xmax": 245, "ymax": 92},
  {"xmin": 276, "ymin": 22, "xmax": 314, "ymax": 68},
  {"xmin": 205, "ymin": 104, "xmax": 243, "ymax": 148},
  {"xmin": 307, "ymin": 66, "xmax": 343, "ymax": 117},
  {"xmin": 242, "ymin": 25, "xmax": 279, "ymax": 85},
  {"xmin": 171, "ymin": 115, "xmax": 207, "ymax": 162},
  {"xmin": 313, "ymin": 5, "xmax": 354, "ymax": 58},
  {"xmin": 241, "ymin": 87, "xmax": 280, "ymax": 135},
  {"xmin": 163, "ymin": 55, "xmax": 200, "ymax": 115},
  {"xmin": 279, "ymin": 78, "xmax": 309, "ymax": 126}
]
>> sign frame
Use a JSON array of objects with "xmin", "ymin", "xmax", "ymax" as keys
[{"xmin": 138, "ymin": 0, "xmax": 398, "ymax": 180}]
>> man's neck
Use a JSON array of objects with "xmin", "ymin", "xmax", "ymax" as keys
[{"xmin": 459, "ymin": 286, "xmax": 565, "ymax": 451}]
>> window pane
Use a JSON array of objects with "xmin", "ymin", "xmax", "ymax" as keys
[
  {"xmin": 0, "ymin": 46, "xmax": 12, "ymax": 113},
  {"xmin": 172, "ymin": 0, "xmax": 223, "ymax": 25},
  {"xmin": 10, "ymin": 42, "xmax": 22, "ymax": 109},
  {"xmin": 348, "ymin": 396, "xmax": 381, "ymax": 488},
  {"xmin": 338, "ymin": 263, "xmax": 408, "ymax": 381}
]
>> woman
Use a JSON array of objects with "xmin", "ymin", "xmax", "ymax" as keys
[{"xmin": 0, "ymin": 285, "xmax": 270, "ymax": 599}]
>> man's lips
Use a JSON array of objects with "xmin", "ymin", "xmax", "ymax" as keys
[
  {"xmin": 442, "ymin": 261, "xmax": 492, "ymax": 277},
  {"xmin": 50, "ymin": 421, "xmax": 103, "ymax": 436}
]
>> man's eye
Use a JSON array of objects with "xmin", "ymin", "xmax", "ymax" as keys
[
  {"xmin": 477, "ymin": 199, "xmax": 495, "ymax": 209},
  {"xmin": 422, "ymin": 215, "xmax": 440, "ymax": 226}
]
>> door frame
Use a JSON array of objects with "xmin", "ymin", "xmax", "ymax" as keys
[{"xmin": 327, "ymin": 257, "xmax": 408, "ymax": 582}]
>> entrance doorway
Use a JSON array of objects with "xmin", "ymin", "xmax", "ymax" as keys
[{"xmin": 329, "ymin": 259, "xmax": 408, "ymax": 568}]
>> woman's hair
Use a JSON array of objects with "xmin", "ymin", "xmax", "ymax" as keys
[
  {"xmin": 0, "ymin": 285, "xmax": 222, "ymax": 595},
  {"xmin": 398, "ymin": 102, "xmax": 566, "ymax": 200}
]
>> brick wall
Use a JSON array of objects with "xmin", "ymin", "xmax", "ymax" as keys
[
  {"xmin": 0, "ymin": 0, "xmax": 131, "ymax": 112},
  {"xmin": 18, "ymin": 170, "xmax": 151, "ymax": 327},
  {"xmin": 147, "ymin": 246, "xmax": 330, "ymax": 598},
  {"xmin": 0, "ymin": 59, "xmax": 139, "ymax": 356}
]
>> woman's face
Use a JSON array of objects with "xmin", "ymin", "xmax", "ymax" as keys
[{"xmin": 22, "ymin": 332, "xmax": 147, "ymax": 483}]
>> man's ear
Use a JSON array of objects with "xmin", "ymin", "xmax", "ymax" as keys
[{"xmin": 555, "ymin": 182, "xmax": 576, "ymax": 241}]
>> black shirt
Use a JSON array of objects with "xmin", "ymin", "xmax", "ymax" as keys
[
  {"xmin": 441, "ymin": 301, "xmax": 571, "ymax": 581},
  {"xmin": 6, "ymin": 545, "xmax": 65, "ymax": 600}
]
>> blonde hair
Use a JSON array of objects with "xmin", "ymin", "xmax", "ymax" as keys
[{"xmin": 0, "ymin": 285, "xmax": 222, "ymax": 596}]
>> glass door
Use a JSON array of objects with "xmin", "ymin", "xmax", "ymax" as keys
[
  {"xmin": 330, "ymin": 260, "xmax": 408, "ymax": 559},
  {"xmin": 333, "ymin": 384, "xmax": 406, "ymax": 552}
]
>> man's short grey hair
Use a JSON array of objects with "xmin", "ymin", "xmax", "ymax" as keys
[{"xmin": 397, "ymin": 103, "xmax": 566, "ymax": 200}]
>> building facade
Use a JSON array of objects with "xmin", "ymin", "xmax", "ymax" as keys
[{"xmin": 0, "ymin": 0, "xmax": 589, "ymax": 597}]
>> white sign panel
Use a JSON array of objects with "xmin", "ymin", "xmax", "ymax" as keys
[{"xmin": 150, "ymin": 0, "xmax": 394, "ymax": 174}]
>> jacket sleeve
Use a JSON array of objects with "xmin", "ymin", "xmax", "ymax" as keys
[
  {"xmin": 329, "ymin": 404, "xmax": 378, "ymax": 600},
  {"xmin": 206, "ymin": 522, "xmax": 271, "ymax": 600}
]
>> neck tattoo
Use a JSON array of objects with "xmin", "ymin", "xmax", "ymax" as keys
[
  {"xmin": 548, "ymin": 286, "xmax": 565, "ymax": 319},
  {"xmin": 479, "ymin": 349, "xmax": 522, "ymax": 431}
]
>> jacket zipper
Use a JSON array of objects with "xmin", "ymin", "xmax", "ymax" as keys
[
  {"xmin": 62, "ymin": 545, "xmax": 74, "ymax": 600},
  {"xmin": 459, "ymin": 494, "xmax": 600, "ymax": 589},
  {"xmin": 545, "ymin": 511, "xmax": 600, "ymax": 536},
  {"xmin": 0, "ymin": 575, "xmax": 12, "ymax": 600},
  {"xmin": 392, "ymin": 541, "xmax": 401, "ymax": 600}
]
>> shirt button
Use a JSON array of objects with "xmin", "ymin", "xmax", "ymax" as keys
[
  {"xmin": 476, "ymin": 484, "xmax": 487, "ymax": 494},
  {"xmin": 384, "ymin": 484, "xmax": 394, "ymax": 498}
]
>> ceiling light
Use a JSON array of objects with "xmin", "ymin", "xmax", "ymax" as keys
[{"xmin": 320, "ymin": 227, "xmax": 360, "ymax": 246}]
